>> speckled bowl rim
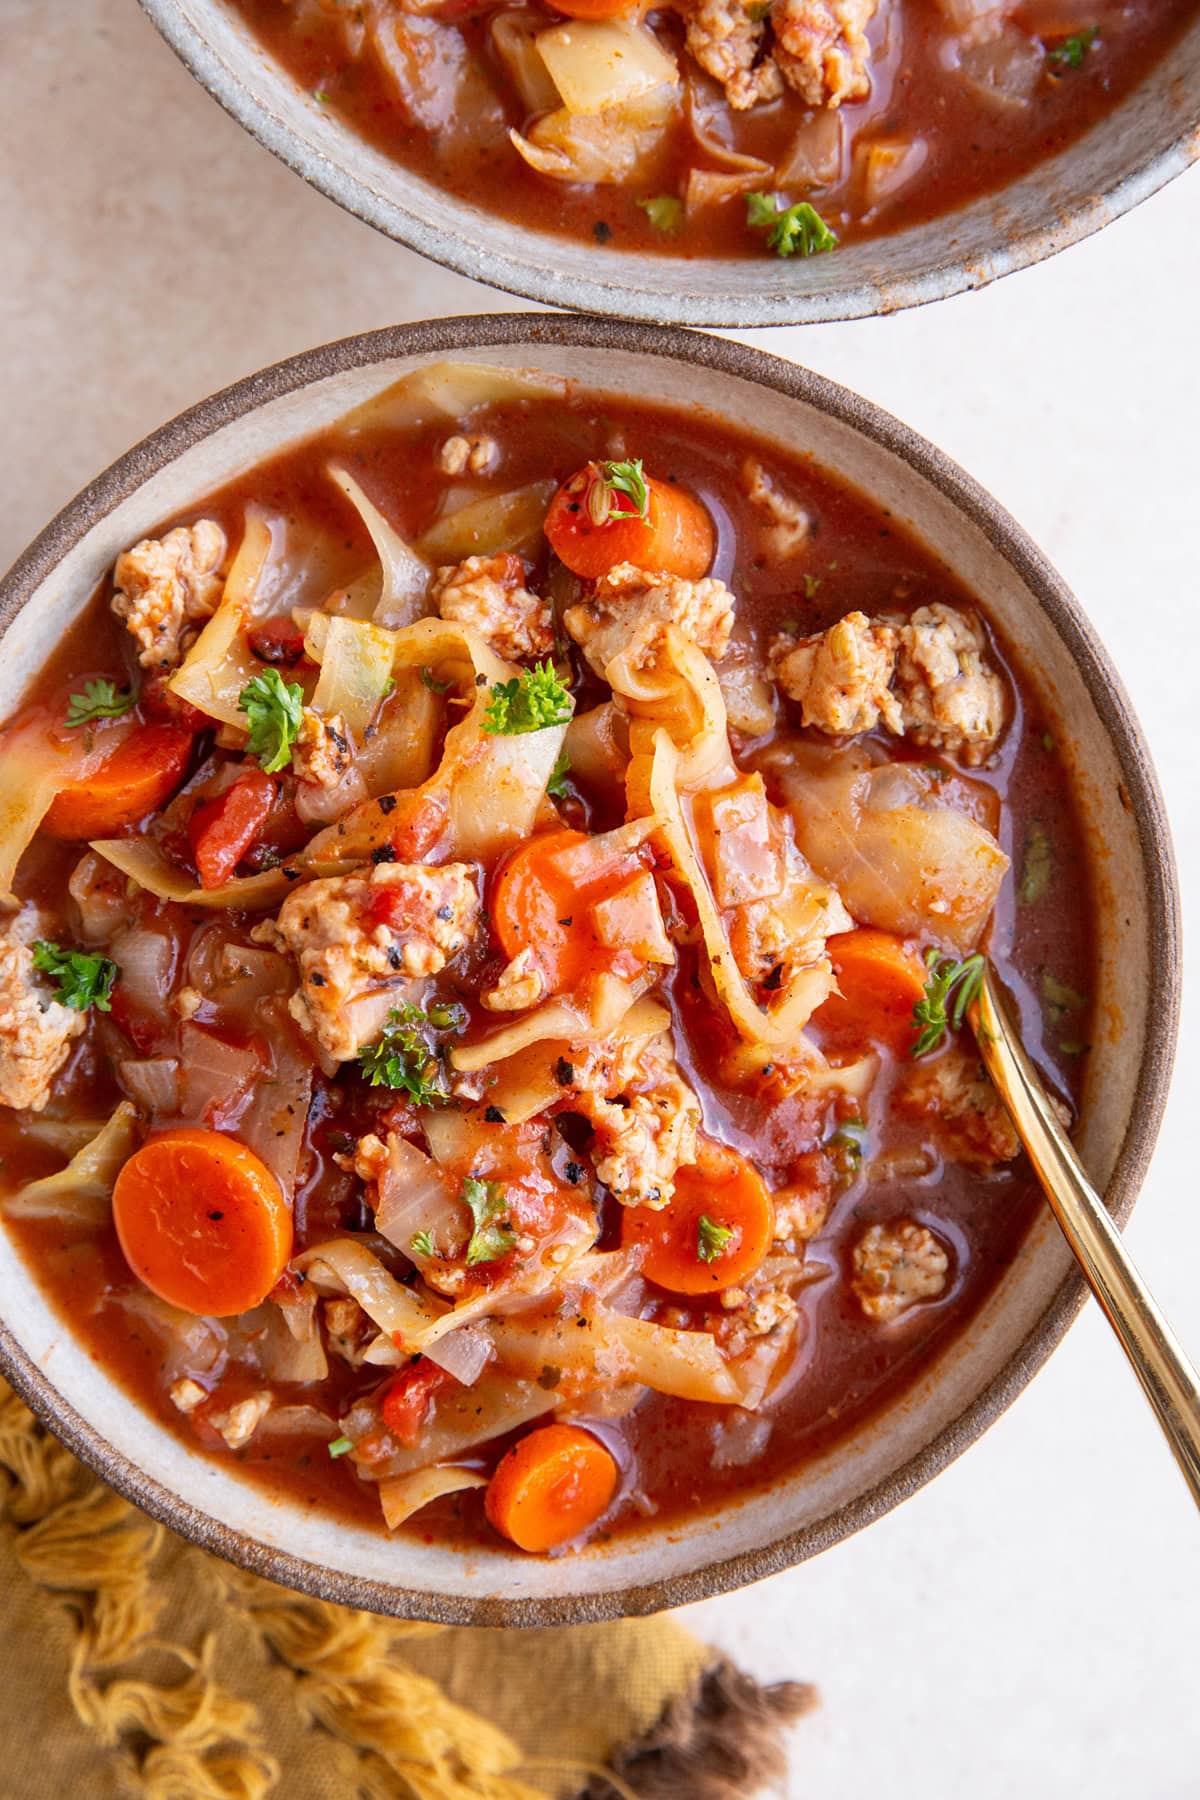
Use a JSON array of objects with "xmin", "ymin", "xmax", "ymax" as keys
[
  {"xmin": 0, "ymin": 315, "xmax": 1181, "ymax": 1624},
  {"xmin": 135, "ymin": 0, "xmax": 1200, "ymax": 327}
]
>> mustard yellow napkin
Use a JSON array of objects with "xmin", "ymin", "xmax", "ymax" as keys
[{"xmin": 0, "ymin": 1383, "xmax": 813, "ymax": 1798}]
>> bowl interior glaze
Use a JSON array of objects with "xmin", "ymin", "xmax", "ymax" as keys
[
  {"xmin": 0, "ymin": 317, "xmax": 1179, "ymax": 1623},
  {"xmin": 137, "ymin": 0, "xmax": 1200, "ymax": 326}
]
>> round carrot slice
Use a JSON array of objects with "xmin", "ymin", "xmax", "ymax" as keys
[
  {"xmin": 485, "ymin": 1424, "xmax": 618, "ymax": 1552},
  {"xmin": 622, "ymin": 1140, "xmax": 774, "ymax": 1295},
  {"xmin": 113, "ymin": 1127, "xmax": 292, "ymax": 1317},
  {"xmin": 814, "ymin": 927, "xmax": 930, "ymax": 1055},
  {"xmin": 43, "ymin": 724, "xmax": 194, "ymax": 839},
  {"xmin": 545, "ymin": 463, "xmax": 715, "ymax": 582}
]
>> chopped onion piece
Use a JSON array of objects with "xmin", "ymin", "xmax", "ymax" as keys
[{"xmin": 118, "ymin": 1058, "xmax": 181, "ymax": 1116}]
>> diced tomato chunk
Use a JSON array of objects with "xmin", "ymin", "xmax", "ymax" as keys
[
  {"xmin": 380, "ymin": 1358, "xmax": 455, "ymax": 1447},
  {"xmin": 187, "ymin": 771, "xmax": 279, "ymax": 890}
]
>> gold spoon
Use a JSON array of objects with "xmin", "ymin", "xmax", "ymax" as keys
[{"xmin": 971, "ymin": 962, "xmax": 1200, "ymax": 1505}]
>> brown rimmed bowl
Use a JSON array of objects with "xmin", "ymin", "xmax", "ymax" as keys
[
  {"xmin": 0, "ymin": 315, "xmax": 1180, "ymax": 1623},
  {"xmin": 136, "ymin": 0, "xmax": 1200, "ymax": 326}
]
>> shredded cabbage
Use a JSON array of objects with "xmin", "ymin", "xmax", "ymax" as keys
[
  {"xmin": 490, "ymin": 1304, "xmax": 740, "ymax": 1404},
  {"xmin": 87, "ymin": 837, "xmax": 335, "ymax": 911},
  {"xmin": 306, "ymin": 613, "xmax": 397, "ymax": 737},
  {"xmin": 341, "ymin": 361, "xmax": 567, "ymax": 436},
  {"xmin": 327, "ymin": 464, "xmax": 429, "ymax": 628},
  {"xmin": 168, "ymin": 510, "xmax": 276, "ymax": 728},
  {"xmin": 378, "ymin": 1466, "xmax": 487, "ymax": 1531},
  {"xmin": 512, "ymin": 85, "xmax": 677, "ymax": 185},
  {"xmin": 5, "ymin": 1100, "xmax": 139, "ymax": 1224},
  {"xmin": 416, "ymin": 481, "xmax": 556, "ymax": 565}
]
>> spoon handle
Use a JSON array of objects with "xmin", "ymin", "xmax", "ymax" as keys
[{"xmin": 974, "ymin": 965, "xmax": 1200, "ymax": 1506}]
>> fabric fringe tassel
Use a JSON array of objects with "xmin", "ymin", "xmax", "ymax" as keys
[
  {"xmin": 0, "ymin": 1387, "xmax": 279, "ymax": 1798},
  {"xmin": 0, "ymin": 1385, "xmax": 814, "ymax": 1799},
  {"xmin": 581, "ymin": 1655, "xmax": 817, "ymax": 1800}
]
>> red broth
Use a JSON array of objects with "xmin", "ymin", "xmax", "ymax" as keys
[
  {"xmin": 0, "ymin": 382, "xmax": 1095, "ymax": 1551},
  {"xmin": 227, "ymin": 0, "xmax": 1196, "ymax": 258}
]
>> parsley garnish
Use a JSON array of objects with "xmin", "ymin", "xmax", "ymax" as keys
[
  {"xmin": 482, "ymin": 662, "xmax": 573, "ymax": 735},
  {"xmin": 410, "ymin": 1230, "xmax": 435, "ymax": 1259},
  {"xmin": 911, "ymin": 950, "xmax": 986, "ymax": 1057},
  {"xmin": 419, "ymin": 665, "xmax": 450, "ymax": 695},
  {"xmin": 697, "ymin": 1214, "xmax": 735, "ymax": 1263},
  {"xmin": 32, "ymin": 940, "xmax": 117, "ymax": 1012},
  {"xmin": 64, "ymin": 680, "xmax": 137, "ymax": 729},
  {"xmin": 546, "ymin": 748, "xmax": 570, "ymax": 801},
  {"xmin": 461, "ymin": 1175, "xmax": 516, "ymax": 1266},
  {"xmin": 586, "ymin": 457, "xmax": 651, "ymax": 529},
  {"xmin": 802, "ymin": 574, "xmax": 822, "ymax": 599},
  {"xmin": 638, "ymin": 196, "xmax": 684, "ymax": 235},
  {"xmin": 238, "ymin": 669, "xmax": 303, "ymax": 773},
  {"xmin": 827, "ymin": 1121, "xmax": 868, "ymax": 1175},
  {"xmin": 357, "ymin": 1002, "xmax": 460, "ymax": 1105},
  {"xmin": 746, "ymin": 193, "xmax": 838, "ymax": 258},
  {"xmin": 1048, "ymin": 26, "xmax": 1097, "ymax": 67},
  {"xmin": 1018, "ymin": 824, "xmax": 1053, "ymax": 905},
  {"xmin": 327, "ymin": 1435, "xmax": 354, "ymax": 1459},
  {"xmin": 1042, "ymin": 971, "xmax": 1087, "ymax": 1025}
]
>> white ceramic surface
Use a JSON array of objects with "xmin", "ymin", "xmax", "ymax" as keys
[
  {"xmin": 136, "ymin": 0, "xmax": 1200, "ymax": 326},
  {"xmin": 0, "ymin": 318, "xmax": 1177, "ymax": 1625}
]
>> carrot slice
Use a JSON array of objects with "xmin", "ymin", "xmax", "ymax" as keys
[
  {"xmin": 113, "ymin": 1126, "xmax": 292, "ymax": 1317},
  {"xmin": 42, "ymin": 723, "xmax": 194, "ymax": 839},
  {"xmin": 621, "ymin": 1140, "xmax": 774, "ymax": 1294},
  {"xmin": 545, "ymin": 462, "xmax": 715, "ymax": 581},
  {"xmin": 814, "ymin": 927, "xmax": 930, "ymax": 1055},
  {"xmin": 490, "ymin": 827, "xmax": 651, "ymax": 994},
  {"xmin": 485, "ymin": 1423, "xmax": 618, "ymax": 1552}
]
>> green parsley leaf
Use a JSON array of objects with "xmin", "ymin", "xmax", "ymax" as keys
[
  {"xmin": 587, "ymin": 458, "xmax": 650, "ymax": 528},
  {"xmin": 1042, "ymin": 971, "xmax": 1088, "ymax": 1025},
  {"xmin": 410, "ymin": 1230, "xmax": 435, "ymax": 1259},
  {"xmin": 911, "ymin": 950, "xmax": 986, "ymax": 1057},
  {"xmin": 64, "ymin": 679, "xmax": 137, "ymax": 729},
  {"xmin": 313, "ymin": 85, "xmax": 331, "ymax": 105},
  {"xmin": 419, "ymin": 665, "xmax": 450, "ymax": 695},
  {"xmin": 637, "ymin": 196, "xmax": 684, "ymax": 235},
  {"xmin": 827, "ymin": 1120, "xmax": 868, "ymax": 1177},
  {"xmin": 482, "ymin": 661, "xmax": 573, "ymax": 736},
  {"xmin": 1018, "ymin": 823, "xmax": 1053, "ymax": 905},
  {"xmin": 746, "ymin": 193, "xmax": 838, "ymax": 258},
  {"xmin": 745, "ymin": 191, "xmax": 783, "ymax": 229},
  {"xmin": 327, "ymin": 1435, "xmax": 355, "ymax": 1459},
  {"xmin": 802, "ymin": 573, "xmax": 822, "ymax": 599},
  {"xmin": 32, "ymin": 940, "xmax": 117, "ymax": 1012},
  {"xmin": 1047, "ymin": 26, "xmax": 1097, "ymax": 67},
  {"xmin": 546, "ymin": 748, "xmax": 571, "ymax": 801},
  {"xmin": 461, "ymin": 1175, "xmax": 516, "ymax": 1266},
  {"xmin": 696, "ymin": 1213, "xmax": 735, "ymax": 1264},
  {"xmin": 357, "ymin": 1002, "xmax": 452, "ymax": 1106},
  {"xmin": 238, "ymin": 669, "xmax": 303, "ymax": 773},
  {"xmin": 1058, "ymin": 1038, "xmax": 1088, "ymax": 1058}
]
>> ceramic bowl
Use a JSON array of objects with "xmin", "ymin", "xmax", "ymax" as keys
[
  {"xmin": 136, "ymin": 0, "xmax": 1200, "ymax": 326},
  {"xmin": 0, "ymin": 316, "xmax": 1180, "ymax": 1622}
]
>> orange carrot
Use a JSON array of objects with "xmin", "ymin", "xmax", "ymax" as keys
[
  {"xmin": 814, "ymin": 927, "xmax": 930, "ymax": 1055},
  {"xmin": 113, "ymin": 1127, "xmax": 292, "ymax": 1317},
  {"xmin": 622, "ymin": 1140, "xmax": 774, "ymax": 1294},
  {"xmin": 42, "ymin": 724, "xmax": 194, "ymax": 839},
  {"xmin": 545, "ymin": 461, "xmax": 715, "ymax": 582},
  {"xmin": 490, "ymin": 827, "xmax": 654, "ymax": 994},
  {"xmin": 485, "ymin": 1423, "xmax": 618, "ymax": 1552}
]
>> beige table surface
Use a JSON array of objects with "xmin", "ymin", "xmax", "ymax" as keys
[{"xmin": 3, "ymin": 3, "xmax": 1200, "ymax": 1795}]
